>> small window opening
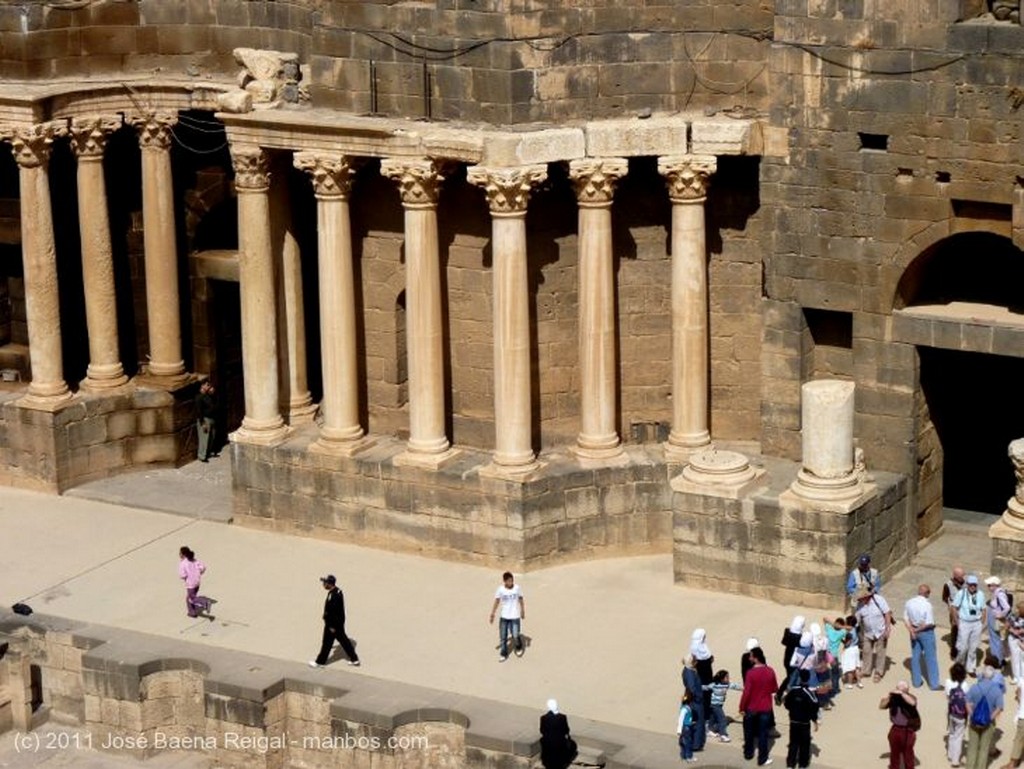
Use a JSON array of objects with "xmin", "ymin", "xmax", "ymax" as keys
[{"xmin": 858, "ymin": 132, "xmax": 889, "ymax": 151}]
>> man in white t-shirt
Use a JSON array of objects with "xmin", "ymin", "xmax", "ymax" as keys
[{"xmin": 489, "ymin": 571, "xmax": 525, "ymax": 662}]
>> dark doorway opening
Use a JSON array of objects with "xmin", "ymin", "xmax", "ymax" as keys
[
  {"xmin": 920, "ymin": 347, "xmax": 1024, "ymax": 514},
  {"xmin": 211, "ymin": 280, "xmax": 244, "ymax": 436}
]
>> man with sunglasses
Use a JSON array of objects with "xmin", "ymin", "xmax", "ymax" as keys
[{"xmin": 953, "ymin": 574, "xmax": 986, "ymax": 676}]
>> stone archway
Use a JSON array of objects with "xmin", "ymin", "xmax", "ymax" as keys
[{"xmin": 893, "ymin": 232, "xmax": 1024, "ymax": 523}]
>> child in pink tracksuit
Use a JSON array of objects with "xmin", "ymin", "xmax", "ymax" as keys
[{"xmin": 178, "ymin": 546, "xmax": 209, "ymax": 618}]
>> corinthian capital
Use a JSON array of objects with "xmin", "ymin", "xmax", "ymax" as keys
[
  {"xmin": 69, "ymin": 116, "xmax": 121, "ymax": 159},
  {"xmin": 466, "ymin": 165, "xmax": 548, "ymax": 215},
  {"xmin": 294, "ymin": 152, "xmax": 358, "ymax": 199},
  {"xmin": 568, "ymin": 158, "xmax": 628, "ymax": 205},
  {"xmin": 129, "ymin": 112, "xmax": 177, "ymax": 150},
  {"xmin": 230, "ymin": 145, "xmax": 270, "ymax": 191},
  {"xmin": 9, "ymin": 123, "xmax": 59, "ymax": 168},
  {"xmin": 658, "ymin": 156, "xmax": 717, "ymax": 202},
  {"xmin": 379, "ymin": 158, "xmax": 445, "ymax": 207}
]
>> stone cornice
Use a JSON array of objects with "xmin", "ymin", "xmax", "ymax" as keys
[
  {"xmin": 230, "ymin": 145, "xmax": 270, "ymax": 191},
  {"xmin": 568, "ymin": 158, "xmax": 628, "ymax": 206},
  {"xmin": 293, "ymin": 152, "xmax": 358, "ymax": 199},
  {"xmin": 466, "ymin": 165, "xmax": 548, "ymax": 215},
  {"xmin": 379, "ymin": 157, "xmax": 445, "ymax": 207},
  {"xmin": 658, "ymin": 156, "xmax": 717, "ymax": 202}
]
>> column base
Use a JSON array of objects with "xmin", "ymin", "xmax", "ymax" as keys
[
  {"xmin": 134, "ymin": 370, "xmax": 193, "ymax": 391},
  {"xmin": 574, "ymin": 433, "xmax": 622, "ymax": 460},
  {"xmin": 664, "ymin": 430, "xmax": 711, "ymax": 464},
  {"xmin": 79, "ymin": 373, "xmax": 130, "ymax": 393},
  {"xmin": 231, "ymin": 418, "xmax": 289, "ymax": 447},
  {"xmin": 393, "ymin": 446, "xmax": 461, "ymax": 470},
  {"xmin": 999, "ymin": 497, "xmax": 1024, "ymax": 531},
  {"xmin": 780, "ymin": 469, "xmax": 872, "ymax": 513},
  {"xmin": 310, "ymin": 434, "xmax": 377, "ymax": 458},
  {"xmin": 283, "ymin": 394, "xmax": 318, "ymax": 425},
  {"xmin": 673, "ymin": 447, "xmax": 766, "ymax": 499},
  {"xmin": 18, "ymin": 388, "xmax": 74, "ymax": 412},
  {"xmin": 479, "ymin": 458, "xmax": 542, "ymax": 481}
]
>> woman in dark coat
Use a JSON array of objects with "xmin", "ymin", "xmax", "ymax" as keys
[{"xmin": 540, "ymin": 699, "xmax": 577, "ymax": 769}]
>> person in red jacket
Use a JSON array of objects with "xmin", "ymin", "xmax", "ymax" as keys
[{"xmin": 739, "ymin": 646, "xmax": 779, "ymax": 766}]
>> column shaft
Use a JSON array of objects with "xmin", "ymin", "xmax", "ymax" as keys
[
  {"xmin": 270, "ymin": 155, "xmax": 314, "ymax": 421},
  {"xmin": 12, "ymin": 126, "xmax": 71, "ymax": 407},
  {"xmin": 381, "ymin": 158, "xmax": 455, "ymax": 466},
  {"xmin": 232, "ymin": 146, "xmax": 286, "ymax": 443},
  {"xmin": 660, "ymin": 156, "xmax": 716, "ymax": 460},
  {"xmin": 72, "ymin": 118, "xmax": 126, "ymax": 389},
  {"xmin": 467, "ymin": 164, "xmax": 547, "ymax": 473},
  {"xmin": 295, "ymin": 152, "xmax": 367, "ymax": 453},
  {"xmin": 570, "ymin": 159, "xmax": 627, "ymax": 459},
  {"xmin": 134, "ymin": 114, "xmax": 186, "ymax": 385}
]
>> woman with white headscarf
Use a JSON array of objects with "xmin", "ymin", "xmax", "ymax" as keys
[
  {"xmin": 690, "ymin": 628, "xmax": 715, "ymax": 748},
  {"xmin": 539, "ymin": 699, "xmax": 577, "ymax": 769},
  {"xmin": 777, "ymin": 615, "xmax": 805, "ymax": 702}
]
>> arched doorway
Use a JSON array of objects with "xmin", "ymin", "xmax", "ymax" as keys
[{"xmin": 895, "ymin": 232, "xmax": 1024, "ymax": 517}]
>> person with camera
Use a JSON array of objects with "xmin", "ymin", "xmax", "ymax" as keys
[
  {"xmin": 855, "ymin": 585, "xmax": 893, "ymax": 683},
  {"xmin": 953, "ymin": 574, "xmax": 987, "ymax": 677},
  {"xmin": 879, "ymin": 681, "xmax": 920, "ymax": 769}
]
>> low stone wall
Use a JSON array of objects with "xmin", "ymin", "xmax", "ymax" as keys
[
  {"xmin": 232, "ymin": 427, "xmax": 673, "ymax": 570},
  {"xmin": 673, "ymin": 457, "xmax": 913, "ymax": 608},
  {"xmin": 0, "ymin": 615, "xmax": 643, "ymax": 769},
  {"xmin": 0, "ymin": 382, "xmax": 197, "ymax": 493}
]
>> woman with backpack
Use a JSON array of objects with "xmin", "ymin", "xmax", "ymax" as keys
[{"xmin": 945, "ymin": 662, "xmax": 969, "ymax": 767}]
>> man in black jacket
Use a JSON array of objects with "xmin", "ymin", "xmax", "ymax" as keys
[
  {"xmin": 784, "ymin": 669, "xmax": 820, "ymax": 768},
  {"xmin": 308, "ymin": 574, "xmax": 361, "ymax": 668}
]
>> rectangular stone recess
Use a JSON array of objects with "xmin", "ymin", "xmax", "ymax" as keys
[
  {"xmin": 803, "ymin": 307, "xmax": 853, "ymax": 381},
  {"xmin": 858, "ymin": 132, "xmax": 889, "ymax": 151}
]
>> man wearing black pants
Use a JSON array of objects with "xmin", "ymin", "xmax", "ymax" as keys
[
  {"xmin": 308, "ymin": 574, "xmax": 361, "ymax": 668},
  {"xmin": 783, "ymin": 669, "xmax": 820, "ymax": 768}
]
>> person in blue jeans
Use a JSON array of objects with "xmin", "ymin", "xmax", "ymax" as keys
[
  {"xmin": 682, "ymin": 656, "xmax": 707, "ymax": 752},
  {"xmin": 676, "ymin": 691, "xmax": 697, "ymax": 762},
  {"xmin": 489, "ymin": 571, "xmax": 525, "ymax": 661},
  {"xmin": 903, "ymin": 583, "xmax": 942, "ymax": 690},
  {"xmin": 704, "ymin": 669, "xmax": 743, "ymax": 742}
]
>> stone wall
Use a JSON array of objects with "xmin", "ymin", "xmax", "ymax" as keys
[
  {"xmin": 0, "ymin": 616, "xmax": 636, "ymax": 769},
  {"xmin": 673, "ymin": 457, "xmax": 912, "ymax": 609},
  {"xmin": 0, "ymin": 384, "xmax": 197, "ymax": 493},
  {"xmin": 232, "ymin": 428, "xmax": 672, "ymax": 570}
]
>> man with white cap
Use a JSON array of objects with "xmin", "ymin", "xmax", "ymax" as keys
[
  {"xmin": 953, "ymin": 574, "xmax": 987, "ymax": 675},
  {"xmin": 539, "ymin": 699, "xmax": 576, "ymax": 769}
]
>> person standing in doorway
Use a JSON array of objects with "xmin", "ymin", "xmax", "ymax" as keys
[
  {"xmin": 178, "ymin": 546, "xmax": 209, "ymax": 618},
  {"xmin": 309, "ymin": 574, "xmax": 360, "ymax": 668},
  {"xmin": 489, "ymin": 571, "xmax": 525, "ymax": 662},
  {"xmin": 195, "ymin": 381, "xmax": 218, "ymax": 462}
]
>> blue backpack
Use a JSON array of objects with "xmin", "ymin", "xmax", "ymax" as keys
[
  {"xmin": 948, "ymin": 685, "xmax": 967, "ymax": 720},
  {"xmin": 970, "ymin": 690, "xmax": 992, "ymax": 728}
]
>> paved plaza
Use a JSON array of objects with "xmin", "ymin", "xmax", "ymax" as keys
[{"xmin": 0, "ymin": 455, "xmax": 1010, "ymax": 768}]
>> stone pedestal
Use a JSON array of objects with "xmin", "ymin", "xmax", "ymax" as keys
[
  {"xmin": 990, "ymin": 438, "xmax": 1024, "ymax": 591},
  {"xmin": 673, "ymin": 447, "xmax": 765, "ymax": 498},
  {"xmin": 787, "ymin": 379, "xmax": 864, "ymax": 508},
  {"xmin": 467, "ymin": 164, "xmax": 547, "ymax": 477},
  {"xmin": 569, "ymin": 158, "xmax": 627, "ymax": 460},
  {"xmin": 659, "ymin": 156, "xmax": 716, "ymax": 463}
]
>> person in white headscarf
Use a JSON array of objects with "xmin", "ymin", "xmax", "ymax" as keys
[
  {"xmin": 539, "ymin": 698, "xmax": 577, "ymax": 769},
  {"xmin": 690, "ymin": 629, "xmax": 715, "ymax": 748},
  {"xmin": 742, "ymin": 637, "xmax": 761, "ymax": 683},
  {"xmin": 778, "ymin": 615, "xmax": 806, "ymax": 701}
]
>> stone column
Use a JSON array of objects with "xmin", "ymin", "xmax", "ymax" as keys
[
  {"xmin": 270, "ymin": 153, "xmax": 315, "ymax": 423},
  {"xmin": 231, "ymin": 145, "xmax": 287, "ymax": 445},
  {"xmin": 568, "ymin": 158, "xmax": 627, "ymax": 459},
  {"xmin": 467, "ymin": 164, "xmax": 548, "ymax": 475},
  {"xmin": 294, "ymin": 152, "xmax": 371, "ymax": 455},
  {"xmin": 10, "ymin": 124, "xmax": 72, "ymax": 409},
  {"xmin": 69, "ymin": 117, "xmax": 128, "ymax": 391},
  {"xmin": 1000, "ymin": 439, "xmax": 1024, "ymax": 530},
  {"xmin": 790, "ymin": 379, "xmax": 862, "ymax": 502},
  {"xmin": 380, "ymin": 158, "xmax": 456, "ymax": 468},
  {"xmin": 659, "ymin": 156, "xmax": 717, "ymax": 462},
  {"xmin": 131, "ymin": 113, "xmax": 187, "ymax": 388}
]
